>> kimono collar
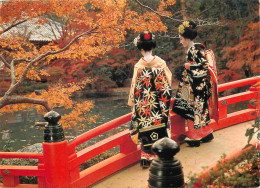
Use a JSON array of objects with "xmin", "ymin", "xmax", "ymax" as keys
[
  {"xmin": 139, "ymin": 56, "xmax": 159, "ymax": 67},
  {"xmin": 186, "ymin": 42, "xmax": 195, "ymax": 54}
]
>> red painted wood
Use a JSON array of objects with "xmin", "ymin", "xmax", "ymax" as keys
[
  {"xmin": 211, "ymin": 109, "xmax": 257, "ymax": 131},
  {"xmin": 2, "ymin": 175, "xmax": 19, "ymax": 187},
  {"xmin": 68, "ymin": 113, "xmax": 131, "ymax": 149},
  {"xmin": 43, "ymin": 141, "xmax": 70, "ymax": 188},
  {"xmin": 70, "ymin": 151, "xmax": 141, "ymax": 188},
  {"xmin": 0, "ymin": 183, "xmax": 38, "ymax": 188},
  {"xmin": 0, "ymin": 153, "xmax": 43, "ymax": 160},
  {"xmin": 0, "ymin": 166, "xmax": 44, "ymax": 176},
  {"xmin": 69, "ymin": 130, "xmax": 130, "ymax": 170},
  {"xmin": 0, "ymin": 77, "xmax": 258, "ymax": 188},
  {"xmin": 218, "ymin": 77, "xmax": 260, "ymax": 92},
  {"xmin": 219, "ymin": 91, "xmax": 257, "ymax": 105}
]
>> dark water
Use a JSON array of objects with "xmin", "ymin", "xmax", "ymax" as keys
[
  {"xmin": 0, "ymin": 96, "xmax": 131, "ymax": 151},
  {"xmin": 0, "ymin": 95, "xmax": 250, "ymax": 151}
]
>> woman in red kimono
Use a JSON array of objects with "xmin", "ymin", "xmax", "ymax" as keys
[
  {"xmin": 172, "ymin": 21, "xmax": 214, "ymax": 147},
  {"xmin": 128, "ymin": 31, "xmax": 172, "ymax": 168}
]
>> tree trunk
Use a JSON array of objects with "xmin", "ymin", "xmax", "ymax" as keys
[{"xmin": 180, "ymin": 0, "xmax": 188, "ymax": 20}]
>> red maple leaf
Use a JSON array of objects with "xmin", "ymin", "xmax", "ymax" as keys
[
  {"xmin": 157, "ymin": 72, "xmax": 164, "ymax": 81},
  {"xmin": 142, "ymin": 77, "xmax": 152, "ymax": 88},
  {"xmin": 153, "ymin": 118, "xmax": 161, "ymax": 126},
  {"xmin": 155, "ymin": 83, "xmax": 164, "ymax": 91},
  {"xmin": 141, "ymin": 107, "xmax": 151, "ymax": 117},
  {"xmin": 134, "ymin": 89, "xmax": 142, "ymax": 97},
  {"xmin": 141, "ymin": 97, "xmax": 149, "ymax": 106},
  {"xmin": 159, "ymin": 94, "xmax": 169, "ymax": 105}
]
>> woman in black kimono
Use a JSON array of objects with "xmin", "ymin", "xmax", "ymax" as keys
[
  {"xmin": 128, "ymin": 31, "xmax": 172, "ymax": 167},
  {"xmin": 172, "ymin": 21, "xmax": 214, "ymax": 147}
]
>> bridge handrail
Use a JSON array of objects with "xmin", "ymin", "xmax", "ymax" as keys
[
  {"xmin": 0, "ymin": 152, "xmax": 43, "ymax": 160},
  {"xmin": 68, "ymin": 113, "xmax": 131, "ymax": 149},
  {"xmin": 69, "ymin": 76, "xmax": 260, "ymax": 150},
  {"xmin": 0, "ymin": 77, "xmax": 259, "ymax": 188},
  {"xmin": 218, "ymin": 76, "xmax": 259, "ymax": 92}
]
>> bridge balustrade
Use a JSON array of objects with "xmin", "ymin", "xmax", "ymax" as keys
[{"xmin": 0, "ymin": 77, "xmax": 259, "ymax": 188}]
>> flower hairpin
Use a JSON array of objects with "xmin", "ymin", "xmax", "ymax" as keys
[
  {"xmin": 178, "ymin": 21, "xmax": 190, "ymax": 34},
  {"xmin": 133, "ymin": 32, "xmax": 155, "ymax": 46}
]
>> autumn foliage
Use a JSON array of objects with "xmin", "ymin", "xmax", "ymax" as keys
[
  {"xmin": 0, "ymin": 0, "xmax": 175, "ymax": 127},
  {"xmin": 220, "ymin": 22, "xmax": 260, "ymax": 82}
]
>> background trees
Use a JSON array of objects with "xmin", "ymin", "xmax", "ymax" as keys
[
  {"xmin": 0, "ymin": 0, "xmax": 174, "ymax": 127},
  {"xmin": 0, "ymin": 0, "xmax": 258, "ymax": 127}
]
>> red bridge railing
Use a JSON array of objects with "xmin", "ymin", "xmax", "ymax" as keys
[{"xmin": 0, "ymin": 77, "xmax": 259, "ymax": 188}]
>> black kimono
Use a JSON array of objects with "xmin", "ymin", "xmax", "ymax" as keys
[{"xmin": 173, "ymin": 43, "xmax": 213, "ymax": 139}]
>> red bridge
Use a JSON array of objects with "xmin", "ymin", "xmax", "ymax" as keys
[{"xmin": 0, "ymin": 77, "xmax": 259, "ymax": 188}]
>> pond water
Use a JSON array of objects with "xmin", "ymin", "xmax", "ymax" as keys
[
  {"xmin": 0, "ymin": 96, "xmax": 131, "ymax": 151},
  {"xmin": 0, "ymin": 95, "xmax": 250, "ymax": 151}
]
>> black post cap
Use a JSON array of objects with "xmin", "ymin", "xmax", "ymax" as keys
[
  {"xmin": 44, "ymin": 111, "xmax": 61, "ymax": 125},
  {"xmin": 151, "ymin": 137, "xmax": 180, "ymax": 160},
  {"xmin": 43, "ymin": 111, "xmax": 65, "ymax": 143}
]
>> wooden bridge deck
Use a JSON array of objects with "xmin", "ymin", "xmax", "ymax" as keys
[{"xmin": 92, "ymin": 120, "xmax": 255, "ymax": 188}]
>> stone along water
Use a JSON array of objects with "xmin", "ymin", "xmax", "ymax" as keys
[{"xmin": 0, "ymin": 97, "xmax": 131, "ymax": 151}]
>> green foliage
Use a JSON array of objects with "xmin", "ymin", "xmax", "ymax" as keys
[
  {"xmin": 244, "ymin": 116, "xmax": 260, "ymax": 148},
  {"xmin": 201, "ymin": 147, "xmax": 259, "ymax": 187},
  {"xmin": 2, "ymin": 141, "xmax": 13, "ymax": 152},
  {"xmin": 188, "ymin": 116, "xmax": 260, "ymax": 187}
]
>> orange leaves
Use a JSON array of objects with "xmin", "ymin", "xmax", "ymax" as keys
[
  {"xmin": 222, "ymin": 22, "xmax": 260, "ymax": 75},
  {"xmin": 157, "ymin": 0, "xmax": 176, "ymax": 17},
  {"xmin": 0, "ymin": 0, "xmax": 173, "ymax": 128}
]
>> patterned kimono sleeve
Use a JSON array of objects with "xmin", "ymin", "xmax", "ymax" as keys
[
  {"xmin": 162, "ymin": 61, "xmax": 172, "ymax": 86},
  {"xmin": 189, "ymin": 47, "xmax": 209, "ymax": 79},
  {"xmin": 128, "ymin": 65, "xmax": 138, "ymax": 106}
]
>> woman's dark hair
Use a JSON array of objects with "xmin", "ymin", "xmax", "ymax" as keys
[
  {"xmin": 179, "ymin": 21, "xmax": 197, "ymax": 40},
  {"xmin": 137, "ymin": 32, "xmax": 156, "ymax": 51}
]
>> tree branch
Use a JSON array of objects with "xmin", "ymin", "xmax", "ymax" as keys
[
  {"xmin": 0, "ymin": 96, "xmax": 52, "ymax": 111},
  {"xmin": 0, "ymin": 20, "xmax": 28, "ymax": 36},
  {"xmin": 5, "ymin": 26, "xmax": 99, "ymax": 96},
  {"xmin": 10, "ymin": 59, "xmax": 16, "ymax": 85},
  {"xmin": 0, "ymin": 55, "xmax": 10, "ymax": 68},
  {"xmin": 134, "ymin": 0, "xmax": 183, "ymax": 23}
]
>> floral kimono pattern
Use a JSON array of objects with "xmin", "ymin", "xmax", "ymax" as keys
[
  {"xmin": 128, "ymin": 56, "xmax": 172, "ymax": 154},
  {"xmin": 174, "ymin": 43, "xmax": 212, "ymax": 138}
]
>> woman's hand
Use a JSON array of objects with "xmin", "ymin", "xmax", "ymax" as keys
[{"xmin": 185, "ymin": 63, "xmax": 190, "ymax": 70}]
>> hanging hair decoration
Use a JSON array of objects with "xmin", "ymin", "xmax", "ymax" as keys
[
  {"xmin": 133, "ymin": 34, "xmax": 141, "ymax": 46},
  {"xmin": 134, "ymin": 31, "xmax": 156, "ymax": 51},
  {"xmin": 133, "ymin": 31, "xmax": 155, "ymax": 46}
]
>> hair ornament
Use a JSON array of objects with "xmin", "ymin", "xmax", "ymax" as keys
[
  {"xmin": 178, "ymin": 21, "xmax": 190, "ymax": 34},
  {"xmin": 133, "ymin": 34, "xmax": 140, "ymax": 46},
  {"xmin": 133, "ymin": 31, "xmax": 155, "ymax": 46},
  {"xmin": 144, "ymin": 34, "xmax": 151, "ymax": 40}
]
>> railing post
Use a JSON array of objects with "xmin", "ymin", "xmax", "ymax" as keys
[
  {"xmin": 148, "ymin": 137, "xmax": 184, "ymax": 188},
  {"xmin": 42, "ymin": 111, "xmax": 70, "ymax": 188},
  {"xmin": 218, "ymin": 100, "xmax": 227, "ymax": 119},
  {"xmin": 249, "ymin": 84, "xmax": 260, "ymax": 111},
  {"xmin": 2, "ymin": 175, "xmax": 19, "ymax": 187}
]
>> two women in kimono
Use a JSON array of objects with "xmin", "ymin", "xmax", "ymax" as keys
[{"xmin": 129, "ymin": 21, "xmax": 214, "ymax": 167}]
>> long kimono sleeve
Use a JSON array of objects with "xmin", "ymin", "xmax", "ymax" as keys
[
  {"xmin": 128, "ymin": 65, "xmax": 138, "ymax": 106},
  {"xmin": 162, "ymin": 62, "xmax": 172, "ymax": 86},
  {"xmin": 189, "ymin": 47, "xmax": 209, "ymax": 79}
]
